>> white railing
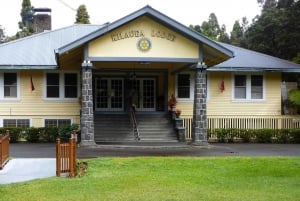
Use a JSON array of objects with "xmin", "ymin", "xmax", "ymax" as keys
[{"xmin": 182, "ymin": 115, "xmax": 300, "ymax": 140}]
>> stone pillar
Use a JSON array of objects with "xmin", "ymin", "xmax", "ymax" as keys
[
  {"xmin": 80, "ymin": 61, "xmax": 96, "ymax": 146},
  {"xmin": 191, "ymin": 63, "xmax": 208, "ymax": 146}
]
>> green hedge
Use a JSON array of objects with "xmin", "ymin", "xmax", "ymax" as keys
[
  {"xmin": 209, "ymin": 128, "xmax": 300, "ymax": 143},
  {"xmin": 0, "ymin": 127, "xmax": 22, "ymax": 143},
  {"xmin": 0, "ymin": 124, "xmax": 79, "ymax": 143}
]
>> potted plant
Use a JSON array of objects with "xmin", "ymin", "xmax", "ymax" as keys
[{"xmin": 175, "ymin": 109, "xmax": 181, "ymax": 118}]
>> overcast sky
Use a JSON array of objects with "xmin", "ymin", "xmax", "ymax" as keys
[{"xmin": 0, "ymin": 0, "xmax": 261, "ymax": 36}]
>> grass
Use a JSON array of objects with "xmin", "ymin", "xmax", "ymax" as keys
[{"xmin": 0, "ymin": 157, "xmax": 300, "ymax": 201}]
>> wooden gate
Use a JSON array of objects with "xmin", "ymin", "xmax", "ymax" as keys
[
  {"xmin": 56, "ymin": 138, "xmax": 76, "ymax": 177},
  {"xmin": 0, "ymin": 130, "xmax": 10, "ymax": 170}
]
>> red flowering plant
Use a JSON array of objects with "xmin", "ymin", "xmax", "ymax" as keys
[
  {"xmin": 168, "ymin": 94, "xmax": 177, "ymax": 111},
  {"xmin": 175, "ymin": 109, "xmax": 181, "ymax": 117}
]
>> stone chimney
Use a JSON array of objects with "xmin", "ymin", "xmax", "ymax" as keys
[{"xmin": 33, "ymin": 8, "xmax": 52, "ymax": 33}]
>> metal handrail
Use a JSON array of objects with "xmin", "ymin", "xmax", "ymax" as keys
[{"xmin": 130, "ymin": 109, "xmax": 140, "ymax": 141}]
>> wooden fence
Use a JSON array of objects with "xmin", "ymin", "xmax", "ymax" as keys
[
  {"xmin": 0, "ymin": 130, "xmax": 9, "ymax": 170},
  {"xmin": 56, "ymin": 138, "xmax": 76, "ymax": 177},
  {"xmin": 182, "ymin": 115, "xmax": 300, "ymax": 140}
]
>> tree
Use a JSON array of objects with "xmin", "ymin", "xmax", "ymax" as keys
[
  {"xmin": 245, "ymin": 0, "xmax": 300, "ymax": 61},
  {"xmin": 75, "ymin": 4, "xmax": 90, "ymax": 24},
  {"xmin": 189, "ymin": 25, "xmax": 201, "ymax": 33},
  {"xmin": 230, "ymin": 20, "xmax": 243, "ymax": 46},
  {"xmin": 258, "ymin": 0, "xmax": 277, "ymax": 12},
  {"xmin": 218, "ymin": 24, "xmax": 230, "ymax": 43},
  {"xmin": 0, "ymin": 25, "xmax": 5, "ymax": 43},
  {"xmin": 17, "ymin": 0, "xmax": 34, "ymax": 38},
  {"xmin": 201, "ymin": 13, "xmax": 220, "ymax": 40}
]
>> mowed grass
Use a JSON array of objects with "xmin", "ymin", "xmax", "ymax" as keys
[{"xmin": 1, "ymin": 157, "xmax": 300, "ymax": 201}]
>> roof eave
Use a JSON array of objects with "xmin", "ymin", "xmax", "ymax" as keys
[
  {"xmin": 207, "ymin": 67, "xmax": 300, "ymax": 73},
  {"xmin": 0, "ymin": 65, "xmax": 58, "ymax": 70}
]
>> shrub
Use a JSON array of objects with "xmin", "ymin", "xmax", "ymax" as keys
[
  {"xmin": 75, "ymin": 160, "xmax": 88, "ymax": 177},
  {"xmin": 227, "ymin": 128, "xmax": 239, "ymax": 143},
  {"xmin": 239, "ymin": 129, "xmax": 253, "ymax": 143},
  {"xmin": 25, "ymin": 127, "xmax": 41, "ymax": 142},
  {"xmin": 290, "ymin": 128, "xmax": 300, "ymax": 143},
  {"xmin": 275, "ymin": 129, "xmax": 290, "ymax": 143},
  {"xmin": 214, "ymin": 128, "xmax": 227, "ymax": 142},
  {"xmin": 253, "ymin": 129, "xmax": 274, "ymax": 143},
  {"xmin": 207, "ymin": 129, "xmax": 212, "ymax": 140},
  {"xmin": 0, "ymin": 127, "xmax": 22, "ymax": 143},
  {"xmin": 40, "ymin": 127, "xmax": 59, "ymax": 142},
  {"xmin": 58, "ymin": 124, "xmax": 79, "ymax": 142}
]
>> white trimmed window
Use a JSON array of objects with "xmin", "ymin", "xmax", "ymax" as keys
[
  {"xmin": 45, "ymin": 72, "xmax": 79, "ymax": 100},
  {"xmin": 233, "ymin": 73, "xmax": 265, "ymax": 101},
  {"xmin": 0, "ymin": 72, "xmax": 20, "ymax": 100},
  {"xmin": 3, "ymin": 119, "xmax": 30, "ymax": 128},
  {"xmin": 175, "ymin": 72, "xmax": 194, "ymax": 101},
  {"xmin": 44, "ymin": 119, "xmax": 72, "ymax": 127}
]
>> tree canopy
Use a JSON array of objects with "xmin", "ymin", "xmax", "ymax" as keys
[
  {"xmin": 189, "ymin": 0, "xmax": 299, "ymax": 63},
  {"xmin": 0, "ymin": 25, "xmax": 5, "ymax": 43},
  {"xmin": 245, "ymin": 0, "xmax": 300, "ymax": 62},
  {"xmin": 75, "ymin": 4, "xmax": 90, "ymax": 24},
  {"xmin": 17, "ymin": 0, "xmax": 35, "ymax": 38}
]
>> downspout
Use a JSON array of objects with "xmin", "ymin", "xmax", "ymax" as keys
[{"xmin": 54, "ymin": 49, "xmax": 60, "ymax": 68}]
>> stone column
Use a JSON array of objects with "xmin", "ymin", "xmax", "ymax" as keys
[
  {"xmin": 80, "ymin": 61, "xmax": 96, "ymax": 146},
  {"xmin": 191, "ymin": 63, "xmax": 208, "ymax": 146}
]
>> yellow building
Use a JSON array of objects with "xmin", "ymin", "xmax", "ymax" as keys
[{"xmin": 0, "ymin": 6, "xmax": 299, "ymax": 145}]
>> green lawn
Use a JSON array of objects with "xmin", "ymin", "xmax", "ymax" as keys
[{"xmin": 1, "ymin": 157, "xmax": 300, "ymax": 201}]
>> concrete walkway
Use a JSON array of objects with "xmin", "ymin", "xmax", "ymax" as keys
[
  {"xmin": 1, "ymin": 143, "xmax": 300, "ymax": 184},
  {"xmin": 0, "ymin": 158, "xmax": 56, "ymax": 184}
]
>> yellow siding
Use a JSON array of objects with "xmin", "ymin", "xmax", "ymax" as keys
[
  {"xmin": 88, "ymin": 16, "xmax": 199, "ymax": 59},
  {"xmin": 207, "ymin": 72, "xmax": 282, "ymax": 116},
  {"xmin": 0, "ymin": 70, "xmax": 81, "ymax": 127},
  {"xmin": 176, "ymin": 72, "xmax": 282, "ymax": 117}
]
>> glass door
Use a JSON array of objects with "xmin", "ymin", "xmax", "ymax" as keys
[
  {"xmin": 130, "ymin": 78, "xmax": 156, "ymax": 111},
  {"xmin": 95, "ymin": 78, "xmax": 124, "ymax": 111}
]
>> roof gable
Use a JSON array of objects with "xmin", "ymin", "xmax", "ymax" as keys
[{"xmin": 57, "ymin": 5, "xmax": 233, "ymax": 66}]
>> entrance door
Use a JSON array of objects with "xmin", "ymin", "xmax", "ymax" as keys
[
  {"xmin": 131, "ymin": 78, "xmax": 156, "ymax": 111},
  {"xmin": 95, "ymin": 78, "xmax": 124, "ymax": 111}
]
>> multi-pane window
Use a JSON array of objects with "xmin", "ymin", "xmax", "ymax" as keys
[
  {"xmin": 234, "ymin": 75, "xmax": 247, "ymax": 99},
  {"xmin": 177, "ymin": 74, "xmax": 190, "ymax": 98},
  {"xmin": 46, "ymin": 73, "xmax": 60, "ymax": 98},
  {"xmin": 234, "ymin": 74, "xmax": 264, "ymax": 100},
  {"xmin": 4, "ymin": 73, "xmax": 17, "ymax": 98},
  {"xmin": 251, "ymin": 75, "xmax": 263, "ymax": 99},
  {"xmin": 65, "ymin": 73, "xmax": 78, "ymax": 98},
  {"xmin": 3, "ymin": 119, "xmax": 30, "ymax": 128},
  {"xmin": 46, "ymin": 72, "xmax": 78, "ymax": 99},
  {"xmin": 45, "ymin": 119, "xmax": 71, "ymax": 127},
  {"xmin": 0, "ymin": 73, "xmax": 18, "ymax": 98}
]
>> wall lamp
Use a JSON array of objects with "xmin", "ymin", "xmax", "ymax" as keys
[{"xmin": 82, "ymin": 60, "xmax": 93, "ymax": 70}]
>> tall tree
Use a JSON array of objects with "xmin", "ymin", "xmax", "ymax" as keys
[
  {"xmin": 201, "ymin": 13, "xmax": 220, "ymax": 40},
  {"xmin": 218, "ymin": 24, "xmax": 230, "ymax": 43},
  {"xmin": 258, "ymin": 0, "xmax": 277, "ymax": 12},
  {"xmin": 75, "ymin": 4, "xmax": 90, "ymax": 24},
  {"xmin": 0, "ymin": 25, "xmax": 5, "ymax": 43},
  {"xmin": 17, "ymin": 0, "xmax": 34, "ymax": 38},
  {"xmin": 189, "ymin": 25, "xmax": 201, "ymax": 33},
  {"xmin": 230, "ymin": 20, "xmax": 243, "ymax": 46},
  {"xmin": 246, "ymin": 0, "xmax": 300, "ymax": 61}
]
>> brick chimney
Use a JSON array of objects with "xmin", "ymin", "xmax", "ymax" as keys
[{"xmin": 33, "ymin": 8, "xmax": 52, "ymax": 33}]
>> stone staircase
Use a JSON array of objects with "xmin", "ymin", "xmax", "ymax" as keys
[{"xmin": 94, "ymin": 113, "xmax": 178, "ymax": 144}]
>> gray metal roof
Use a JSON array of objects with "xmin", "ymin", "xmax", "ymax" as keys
[
  {"xmin": 0, "ymin": 24, "xmax": 101, "ymax": 69},
  {"xmin": 209, "ymin": 42, "xmax": 300, "ymax": 72}
]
